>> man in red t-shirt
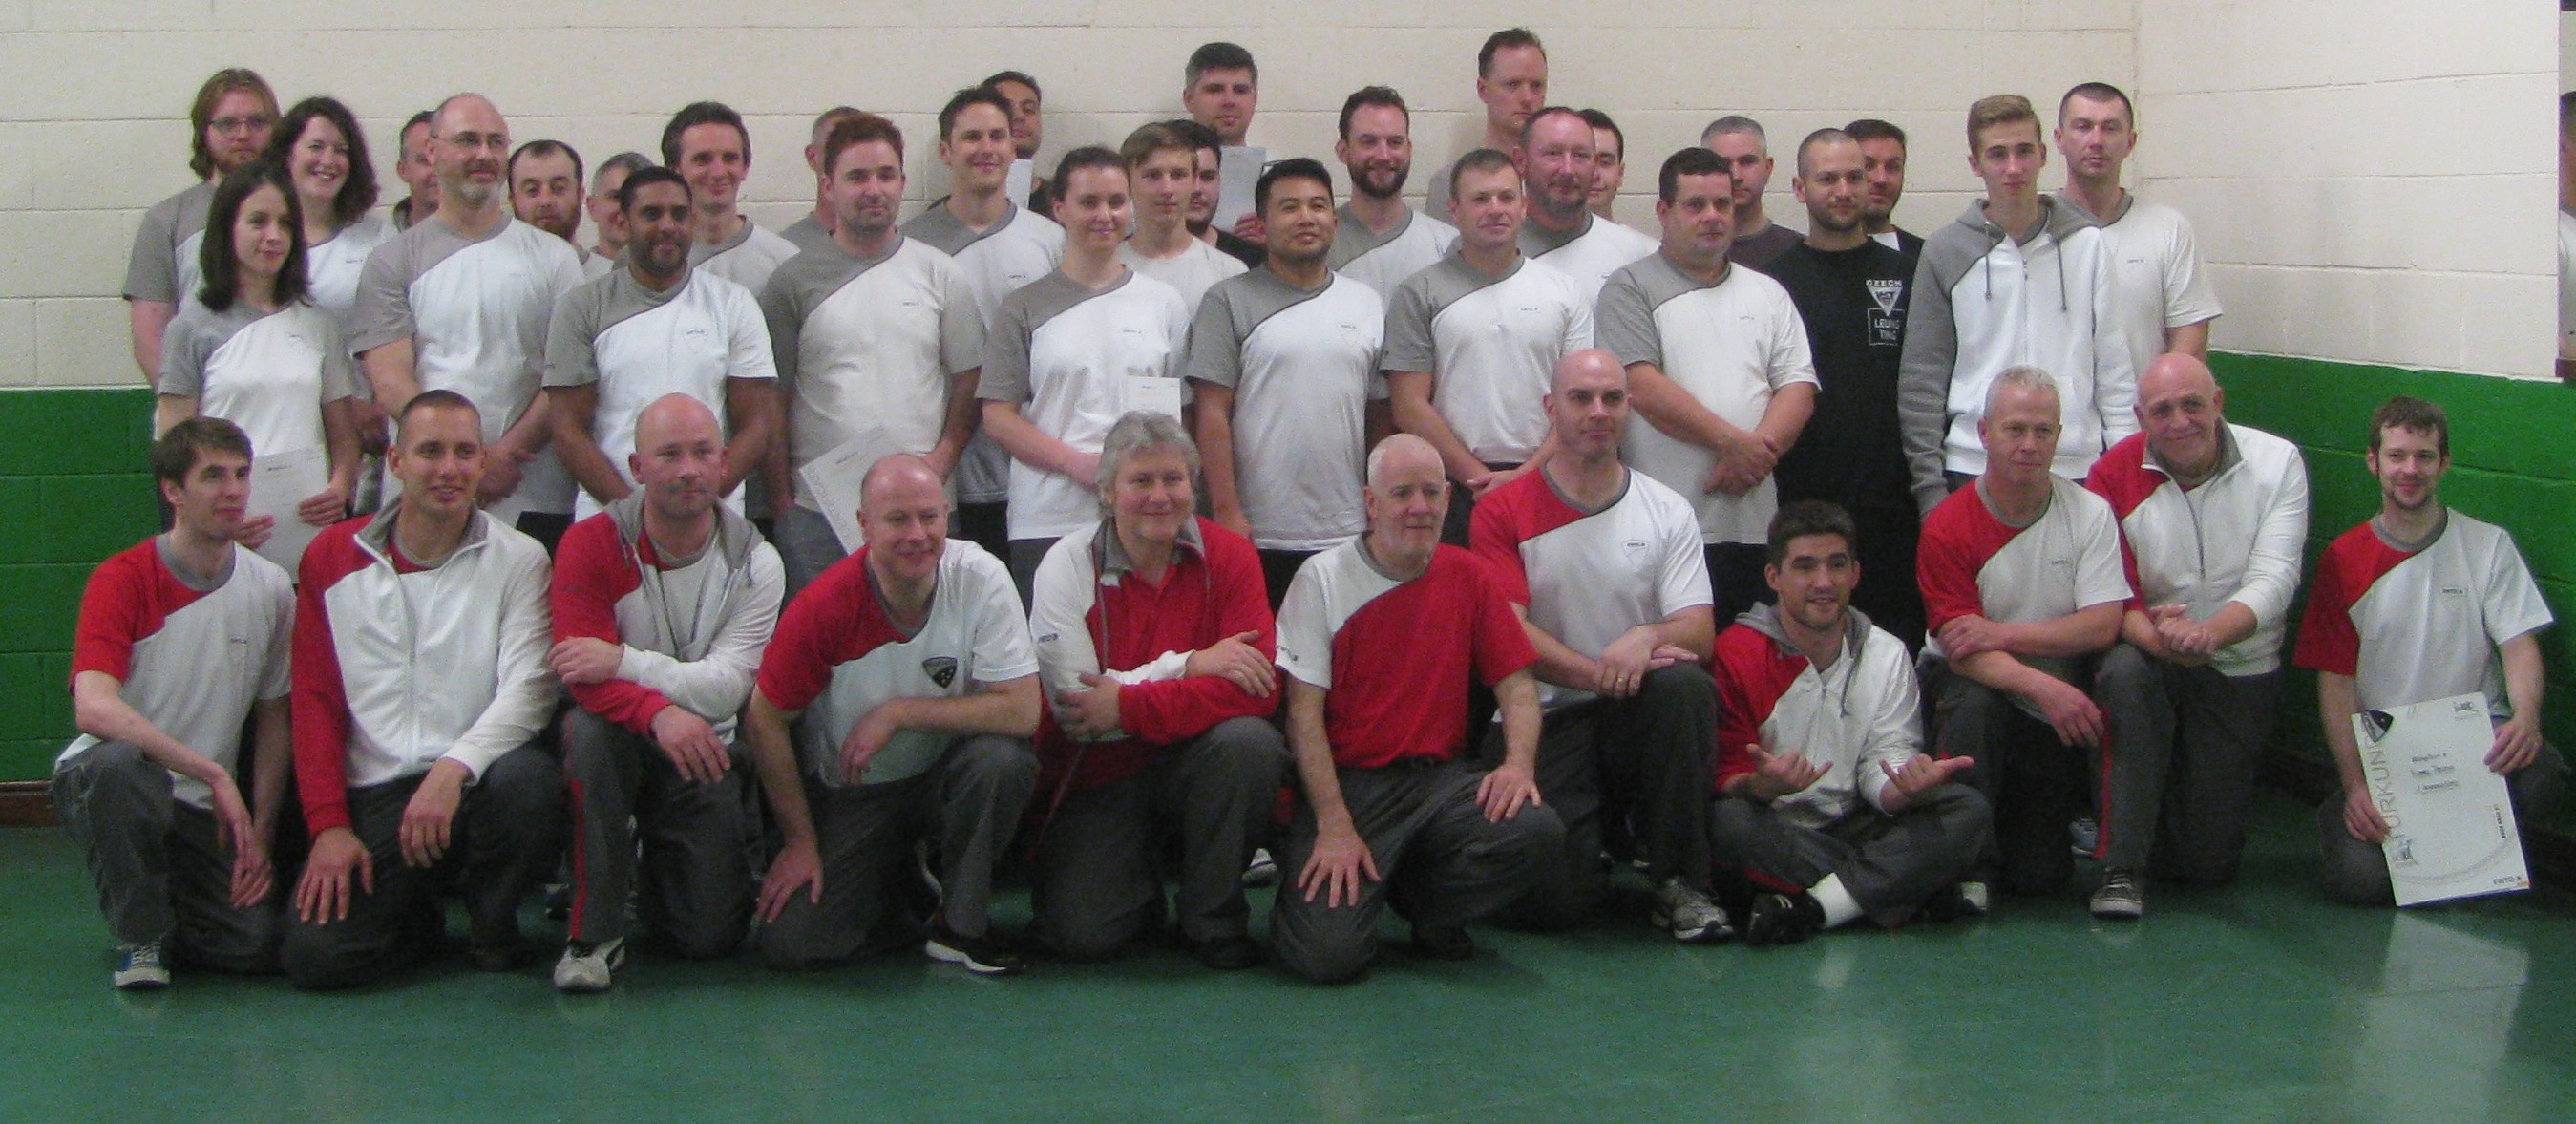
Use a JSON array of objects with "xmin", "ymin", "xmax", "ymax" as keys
[{"xmin": 1269, "ymin": 435, "xmax": 1561, "ymax": 983}]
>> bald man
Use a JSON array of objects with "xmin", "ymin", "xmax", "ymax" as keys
[
  {"xmin": 353, "ymin": 93, "xmax": 587, "ymax": 550},
  {"xmin": 2083, "ymin": 355, "xmax": 2308, "ymax": 919},
  {"xmin": 1271, "ymin": 435, "xmax": 1560, "ymax": 982},
  {"xmin": 546, "ymin": 395, "xmax": 785, "ymax": 990},
  {"xmin": 1469, "ymin": 350, "xmax": 1726, "ymax": 942},
  {"xmin": 746, "ymin": 455, "xmax": 1040, "ymax": 975}
]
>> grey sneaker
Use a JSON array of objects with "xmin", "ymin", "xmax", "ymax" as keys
[
  {"xmin": 114, "ymin": 942, "xmax": 170, "ymax": 990},
  {"xmin": 2069, "ymin": 816, "xmax": 2101, "ymax": 857},
  {"xmin": 552, "ymin": 938, "xmax": 625, "ymax": 993},
  {"xmin": 1651, "ymin": 877, "xmax": 1736, "ymax": 944},
  {"xmin": 1241, "ymin": 847, "xmax": 1279, "ymax": 888},
  {"xmin": 2090, "ymin": 868, "xmax": 2144, "ymax": 921}
]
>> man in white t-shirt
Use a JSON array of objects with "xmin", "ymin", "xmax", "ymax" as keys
[
  {"xmin": 1599, "ymin": 146, "xmax": 1819, "ymax": 624},
  {"xmin": 1328, "ymin": 86, "xmax": 1460, "ymax": 302},
  {"xmin": 1516, "ymin": 107, "xmax": 1658, "ymax": 308},
  {"xmin": 1425, "ymin": 28, "xmax": 1547, "ymax": 224},
  {"xmin": 2296, "ymin": 396, "xmax": 2566, "ymax": 906},
  {"xmin": 1189, "ymin": 158, "xmax": 1386, "ymax": 605},
  {"xmin": 543, "ymin": 166, "xmax": 778, "ymax": 522},
  {"xmin": 1469, "ymin": 350, "xmax": 1724, "ymax": 941},
  {"xmin": 762, "ymin": 114, "xmax": 986, "ymax": 593},
  {"xmin": 665, "ymin": 101, "xmax": 798, "ymax": 295},
  {"xmin": 1120, "ymin": 120, "xmax": 1247, "ymax": 314},
  {"xmin": 351, "ymin": 93, "xmax": 588, "ymax": 549},
  {"xmin": 2053, "ymin": 82, "xmax": 2223, "ymax": 375},
  {"xmin": 747, "ymin": 455, "xmax": 1041, "ymax": 975},
  {"xmin": 56, "ymin": 419, "xmax": 294, "ymax": 988},
  {"xmin": 1916, "ymin": 367, "xmax": 2129, "ymax": 904},
  {"xmin": 1383, "ymin": 150, "xmax": 1593, "ymax": 544}
]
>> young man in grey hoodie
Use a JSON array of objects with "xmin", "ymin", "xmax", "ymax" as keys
[{"xmin": 1896, "ymin": 95, "xmax": 2135, "ymax": 517}]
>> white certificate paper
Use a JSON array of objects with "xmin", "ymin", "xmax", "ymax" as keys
[
  {"xmin": 1215, "ymin": 145, "xmax": 1265, "ymax": 231},
  {"xmin": 247, "ymin": 445, "xmax": 329, "ymax": 572},
  {"xmin": 796, "ymin": 426, "xmax": 894, "ymax": 553},
  {"xmin": 2354, "ymin": 692, "xmax": 2530, "ymax": 906},
  {"xmin": 1121, "ymin": 373, "xmax": 1183, "ymax": 422},
  {"xmin": 1006, "ymin": 159, "xmax": 1036, "ymax": 210}
]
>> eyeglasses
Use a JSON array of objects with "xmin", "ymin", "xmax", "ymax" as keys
[{"xmin": 209, "ymin": 116, "xmax": 275, "ymax": 135}]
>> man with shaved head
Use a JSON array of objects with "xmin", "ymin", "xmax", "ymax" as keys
[
  {"xmin": 2082, "ymin": 355, "xmax": 2307, "ymax": 919},
  {"xmin": 1470, "ymin": 350, "xmax": 1725, "ymax": 942},
  {"xmin": 353, "ymin": 93, "xmax": 588, "ymax": 550},
  {"xmin": 546, "ymin": 394, "xmax": 786, "ymax": 990},
  {"xmin": 746, "ymin": 455, "xmax": 1041, "ymax": 975},
  {"xmin": 1271, "ymin": 434, "xmax": 1560, "ymax": 983}
]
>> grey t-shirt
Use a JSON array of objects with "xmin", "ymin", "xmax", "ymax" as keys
[{"xmin": 124, "ymin": 180, "xmax": 215, "ymax": 305}]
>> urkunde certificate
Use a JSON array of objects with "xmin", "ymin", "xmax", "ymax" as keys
[{"xmin": 2354, "ymin": 692, "xmax": 2531, "ymax": 906}]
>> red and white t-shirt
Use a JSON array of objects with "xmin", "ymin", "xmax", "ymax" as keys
[
  {"xmin": 2294, "ymin": 511, "xmax": 2552, "ymax": 716},
  {"xmin": 63, "ymin": 539, "xmax": 293, "ymax": 809},
  {"xmin": 1917, "ymin": 476, "xmax": 2130, "ymax": 689},
  {"xmin": 755, "ymin": 541, "xmax": 1038, "ymax": 787},
  {"xmin": 1275, "ymin": 539, "xmax": 1535, "ymax": 769},
  {"xmin": 1469, "ymin": 467, "xmax": 1713, "ymax": 710},
  {"xmin": 550, "ymin": 502, "xmax": 785, "ymax": 742},
  {"xmin": 1709, "ymin": 610, "xmax": 1922, "ymax": 829}
]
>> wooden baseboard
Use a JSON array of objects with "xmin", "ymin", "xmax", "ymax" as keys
[{"xmin": 0, "ymin": 782, "xmax": 56, "ymax": 828}]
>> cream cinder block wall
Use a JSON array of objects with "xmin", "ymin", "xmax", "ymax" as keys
[
  {"xmin": 0, "ymin": 0, "xmax": 2135, "ymax": 390},
  {"xmin": 2138, "ymin": 0, "xmax": 2559, "ymax": 380}
]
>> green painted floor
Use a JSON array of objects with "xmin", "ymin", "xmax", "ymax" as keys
[{"xmin": 7, "ymin": 791, "xmax": 2573, "ymax": 1124}]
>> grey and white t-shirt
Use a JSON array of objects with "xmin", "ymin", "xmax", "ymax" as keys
[
  {"xmin": 1119, "ymin": 237, "xmax": 1247, "ymax": 318},
  {"xmin": 123, "ymin": 180, "xmax": 215, "ymax": 308},
  {"xmin": 1186, "ymin": 270, "xmax": 1385, "ymax": 551},
  {"xmin": 544, "ymin": 265, "xmax": 776, "ymax": 518},
  {"xmin": 305, "ymin": 214, "xmax": 394, "ymax": 336},
  {"xmin": 1329, "ymin": 204, "xmax": 1458, "ymax": 307},
  {"xmin": 159, "ymin": 300, "xmax": 363, "ymax": 459},
  {"xmin": 1519, "ymin": 213, "xmax": 1658, "ymax": 308},
  {"xmin": 976, "ymin": 269, "xmax": 1190, "ymax": 541},
  {"xmin": 905, "ymin": 200, "xmax": 1066, "ymax": 506},
  {"xmin": 689, "ymin": 220, "xmax": 799, "ymax": 297},
  {"xmin": 1382, "ymin": 252, "xmax": 1593, "ymax": 465}
]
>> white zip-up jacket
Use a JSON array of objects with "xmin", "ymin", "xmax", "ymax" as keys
[
  {"xmin": 291, "ymin": 503, "xmax": 555, "ymax": 835},
  {"xmin": 2085, "ymin": 422, "xmax": 2310, "ymax": 677},
  {"xmin": 1897, "ymin": 197, "xmax": 2136, "ymax": 514},
  {"xmin": 1711, "ymin": 604, "xmax": 1923, "ymax": 829}
]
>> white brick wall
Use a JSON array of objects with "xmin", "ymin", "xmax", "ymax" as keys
[
  {"xmin": 11, "ymin": 1, "xmax": 2557, "ymax": 387},
  {"xmin": 2139, "ymin": 0, "xmax": 2558, "ymax": 380}
]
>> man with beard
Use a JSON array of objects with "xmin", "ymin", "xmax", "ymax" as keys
[
  {"xmin": 1516, "ymin": 107, "xmax": 1656, "ymax": 308},
  {"xmin": 353, "ymin": 93, "xmax": 587, "ymax": 548},
  {"xmin": 1845, "ymin": 118, "xmax": 1923, "ymax": 261},
  {"xmin": 509, "ymin": 139, "xmax": 595, "ymax": 273},
  {"xmin": 1328, "ymin": 87, "xmax": 1458, "ymax": 300},
  {"xmin": 127, "ymin": 68, "xmax": 277, "ymax": 387},
  {"xmin": 543, "ymin": 167, "xmax": 778, "ymax": 522},
  {"xmin": 1764, "ymin": 129, "xmax": 1926, "ymax": 649}
]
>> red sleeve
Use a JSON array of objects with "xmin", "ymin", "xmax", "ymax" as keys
[
  {"xmin": 1467, "ymin": 486, "xmax": 1533, "ymax": 606},
  {"xmin": 550, "ymin": 514, "xmax": 676, "ymax": 735},
  {"xmin": 68, "ymin": 544, "xmax": 155, "ymax": 685},
  {"xmin": 1119, "ymin": 524, "xmax": 1280, "ymax": 743},
  {"xmin": 1465, "ymin": 551, "xmax": 1541, "ymax": 686},
  {"xmin": 1710, "ymin": 629, "xmax": 1767, "ymax": 793},
  {"xmin": 2292, "ymin": 531, "xmax": 2362, "ymax": 677},
  {"xmin": 291, "ymin": 523, "xmax": 366, "ymax": 837},
  {"xmin": 2085, "ymin": 441, "xmax": 2152, "ymax": 614},
  {"xmin": 1914, "ymin": 496, "xmax": 1991, "ymax": 632},
  {"xmin": 756, "ymin": 562, "xmax": 854, "ymax": 714}
]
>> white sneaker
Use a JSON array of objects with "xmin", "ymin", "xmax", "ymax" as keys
[
  {"xmin": 1650, "ymin": 877, "xmax": 1736, "ymax": 944},
  {"xmin": 2090, "ymin": 868, "xmax": 2144, "ymax": 921},
  {"xmin": 1241, "ymin": 848, "xmax": 1279, "ymax": 888},
  {"xmin": 552, "ymin": 938, "xmax": 625, "ymax": 993},
  {"xmin": 114, "ymin": 942, "xmax": 170, "ymax": 990}
]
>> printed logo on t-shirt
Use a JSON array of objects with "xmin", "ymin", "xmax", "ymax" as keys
[
  {"xmin": 1867, "ymin": 279, "xmax": 1907, "ymax": 349},
  {"xmin": 922, "ymin": 655, "xmax": 959, "ymax": 689},
  {"xmin": 2439, "ymin": 585, "xmax": 2468, "ymax": 598}
]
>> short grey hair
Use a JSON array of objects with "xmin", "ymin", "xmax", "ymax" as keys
[
  {"xmin": 1700, "ymin": 115, "xmax": 1766, "ymax": 148},
  {"xmin": 1095, "ymin": 410, "xmax": 1199, "ymax": 500},
  {"xmin": 593, "ymin": 151, "xmax": 653, "ymax": 194},
  {"xmin": 1985, "ymin": 365, "xmax": 2060, "ymax": 416}
]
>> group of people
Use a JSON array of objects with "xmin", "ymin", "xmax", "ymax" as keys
[{"xmin": 63, "ymin": 31, "xmax": 2564, "ymax": 995}]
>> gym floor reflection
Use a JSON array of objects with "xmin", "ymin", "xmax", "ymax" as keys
[{"xmin": 7, "ymin": 790, "xmax": 2571, "ymax": 1123}]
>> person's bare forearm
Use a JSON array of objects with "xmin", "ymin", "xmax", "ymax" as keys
[
  {"xmin": 1193, "ymin": 384, "xmax": 1248, "ymax": 522},
  {"xmin": 2164, "ymin": 319, "xmax": 2212, "ymax": 362},
  {"xmin": 323, "ymin": 398, "xmax": 361, "ymax": 493},
  {"xmin": 1629, "ymin": 362, "xmax": 1751, "ymax": 453},
  {"xmin": 1752, "ymin": 383, "xmax": 1816, "ymax": 456},
  {"xmin": 982, "ymin": 401, "xmax": 1093, "ymax": 479},
  {"xmin": 745, "ymin": 696, "xmax": 818, "ymax": 847},
  {"xmin": 2502, "ymin": 632, "xmax": 2545, "ymax": 727},
  {"xmin": 2318, "ymin": 671, "xmax": 2364, "ymax": 793},
  {"xmin": 1286, "ymin": 680, "xmax": 1355, "ymax": 832},
  {"xmin": 878, "ymin": 676, "xmax": 1042, "ymax": 740},
  {"xmin": 131, "ymin": 300, "xmax": 177, "ymax": 390},
  {"xmin": 250, "ymin": 697, "xmax": 290, "ymax": 838},
  {"xmin": 1388, "ymin": 372, "xmax": 1487, "ymax": 482},
  {"xmin": 362, "ymin": 341, "xmax": 422, "ymax": 414},
  {"xmin": 723, "ymin": 378, "xmax": 779, "ymax": 495},
  {"xmin": 1998, "ymin": 602, "xmax": 2122, "ymax": 658},
  {"xmin": 1493, "ymin": 670, "xmax": 1541, "ymax": 774},
  {"xmin": 546, "ymin": 386, "xmax": 629, "ymax": 503},
  {"xmin": 72, "ymin": 672, "xmax": 224, "ymax": 788}
]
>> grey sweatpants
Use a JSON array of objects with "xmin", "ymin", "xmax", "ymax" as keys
[
  {"xmin": 756, "ymin": 735, "xmax": 1036, "ymax": 970},
  {"xmin": 280, "ymin": 744, "xmax": 564, "ymax": 989},
  {"xmin": 561, "ymin": 709, "xmax": 751, "ymax": 957},
  {"xmin": 1031, "ymin": 716, "xmax": 1291, "ymax": 959},
  {"xmin": 52, "ymin": 741, "xmax": 282, "ymax": 972},
  {"xmin": 2094, "ymin": 644, "xmax": 2280, "ymax": 881},
  {"xmin": 1710, "ymin": 786, "xmax": 1992, "ymax": 926},
  {"xmin": 1498, "ymin": 663, "xmax": 1719, "ymax": 927},
  {"xmin": 2316, "ymin": 737, "xmax": 2568, "ymax": 906},
  {"xmin": 1271, "ymin": 758, "xmax": 1565, "ymax": 984},
  {"xmin": 1929, "ymin": 661, "xmax": 2083, "ymax": 897}
]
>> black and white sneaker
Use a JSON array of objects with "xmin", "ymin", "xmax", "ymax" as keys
[
  {"xmin": 552, "ymin": 938, "xmax": 626, "ymax": 993},
  {"xmin": 925, "ymin": 922, "xmax": 1027, "ymax": 975},
  {"xmin": 1742, "ymin": 893, "xmax": 1825, "ymax": 946},
  {"xmin": 1240, "ymin": 848, "xmax": 1279, "ymax": 888},
  {"xmin": 2090, "ymin": 867, "xmax": 2144, "ymax": 920},
  {"xmin": 114, "ymin": 942, "xmax": 170, "ymax": 990},
  {"xmin": 1651, "ymin": 877, "xmax": 1737, "ymax": 944}
]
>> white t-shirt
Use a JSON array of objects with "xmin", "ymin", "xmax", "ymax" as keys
[
  {"xmin": 306, "ymin": 214, "xmax": 393, "ymax": 337},
  {"xmin": 2089, "ymin": 195, "xmax": 2224, "ymax": 379},
  {"xmin": 1469, "ymin": 467, "xmax": 1715, "ymax": 710},
  {"xmin": 1520, "ymin": 214, "xmax": 1660, "ymax": 308},
  {"xmin": 1120, "ymin": 238, "xmax": 1247, "ymax": 319},
  {"xmin": 689, "ymin": 220, "xmax": 799, "ymax": 297},
  {"xmin": 976, "ymin": 269, "xmax": 1192, "ymax": 541},
  {"xmin": 1595, "ymin": 255, "xmax": 1819, "ymax": 545},
  {"xmin": 1381, "ymin": 253, "xmax": 1594, "ymax": 465},
  {"xmin": 543, "ymin": 265, "xmax": 778, "ymax": 519},
  {"xmin": 758, "ymin": 237, "xmax": 985, "ymax": 514},
  {"xmin": 158, "ymin": 301, "xmax": 363, "ymax": 460},
  {"xmin": 904, "ymin": 200, "xmax": 1066, "ymax": 505},
  {"xmin": 1185, "ymin": 270, "xmax": 1385, "ymax": 550},
  {"xmin": 1330, "ymin": 204, "xmax": 1458, "ymax": 304}
]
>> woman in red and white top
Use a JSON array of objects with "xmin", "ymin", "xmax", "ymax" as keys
[{"xmin": 156, "ymin": 160, "xmax": 363, "ymax": 552}]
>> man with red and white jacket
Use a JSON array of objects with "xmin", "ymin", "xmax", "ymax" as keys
[
  {"xmin": 1711, "ymin": 501, "xmax": 1989, "ymax": 945},
  {"xmin": 1025, "ymin": 413, "xmax": 1289, "ymax": 969},
  {"xmin": 2296, "ymin": 396, "xmax": 2566, "ymax": 906},
  {"xmin": 2084, "ymin": 355, "xmax": 2307, "ymax": 920},
  {"xmin": 1917, "ymin": 366, "xmax": 2128, "ymax": 903},
  {"xmin": 547, "ymin": 395, "xmax": 784, "ymax": 991},
  {"xmin": 284, "ymin": 390, "xmax": 562, "ymax": 989}
]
